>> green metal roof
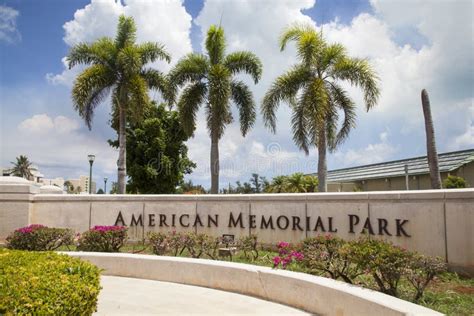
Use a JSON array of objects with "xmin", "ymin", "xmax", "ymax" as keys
[{"xmin": 319, "ymin": 149, "xmax": 474, "ymax": 183}]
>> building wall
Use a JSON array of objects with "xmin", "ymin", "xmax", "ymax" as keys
[
  {"xmin": 67, "ymin": 176, "xmax": 97, "ymax": 193},
  {"xmin": 328, "ymin": 160, "xmax": 474, "ymax": 192}
]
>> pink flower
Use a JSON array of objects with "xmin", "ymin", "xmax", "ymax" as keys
[
  {"xmin": 91, "ymin": 225, "xmax": 125, "ymax": 233},
  {"xmin": 15, "ymin": 224, "xmax": 45, "ymax": 234},
  {"xmin": 273, "ymin": 256, "xmax": 282, "ymax": 267}
]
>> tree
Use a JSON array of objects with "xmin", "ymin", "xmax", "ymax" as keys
[
  {"xmin": 265, "ymin": 173, "xmax": 318, "ymax": 193},
  {"xmin": 262, "ymin": 24, "xmax": 380, "ymax": 192},
  {"xmin": 169, "ymin": 25, "xmax": 262, "ymax": 193},
  {"xmin": 96, "ymin": 188, "xmax": 105, "ymax": 194},
  {"xmin": 110, "ymin": 182, "xmax": 119, "ymax": 194},
  {"xmin": 10, "ymin": 155, "xmax": 33, "ymax": 180},
  {"xmin": 110, "ymin": 102, "xmax": 195, "ymax": 193},
  {"xmin": 68, "ymin": 15, "xmax": 171, "ymax": 194},
  {"xmin": 64, "ymin": 180, "xmax": 74, "ymax": 193},
  {"xmin": 177, "ymin": 180, "xmax": 207, "ymax": 194},
  {"xmin": 250, "ymin": 173, "xmax": 267, "ymax": 193},
  {"xmin": 421, "ymin": 89, "xmax": 441, "ymax": 189}
]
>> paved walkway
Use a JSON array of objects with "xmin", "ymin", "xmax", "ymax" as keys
[{"xmin": 95, "ymin": 276, "xmax": 310, "ymax": 315}]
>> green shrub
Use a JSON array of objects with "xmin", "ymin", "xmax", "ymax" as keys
[
  {"xmin": 147, "ymin": 231, "xmax": 220, "ymax": 259},
  {"xmin": 147, "ymin": 231, "xmax": 169, "ymax": 255},
  {"xmin": 406, "ymin": 253, "xmax": 446, "ymax": 302},
  {"xmin": 0, "ymin": 248, "xmax": 101, "ymax": 315},
  {"xmin": 299, "ymin": 235, "xmax": 363, "ymax": 284},
  {"xmin": 443, "ymin": 175, "xmax": 468, "ymax": 188},
  {"xmin": 348, "ymin": 237, "xmax": 412, "ymax": 297},
  {"xmin": 238, "ymin": 234, "xmax": 259, "ymax": 260},
  {"xmin": 77, "ymin": 226, "xmax": 128, "ymax": 252},
  {"xmin": 6, "ymin": 224, "xmax": 74, "ymax": 251}
]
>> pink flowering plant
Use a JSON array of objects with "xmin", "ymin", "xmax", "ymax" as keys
[
  {"xmin": 272, "ymin": 241, "xmax": 304, "ymax": 269},
  {"xmin": 6, "ymin": 224, "xmax": 74, "ymax": 251},
  {"xmin": 77, "ymin": 225, "xmax": 127, "ymax": 252}
]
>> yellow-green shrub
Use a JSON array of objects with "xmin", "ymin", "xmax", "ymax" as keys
[{"xmin": 0, "ymin": 249, "xmax": 101, "ymax": 315}]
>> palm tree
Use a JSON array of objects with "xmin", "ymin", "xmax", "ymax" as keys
[
  {"xmin": 10, "ymin": 155, "xmax": 33, "ymax": 180},
  {"xmin": 169, "ymin": 25, "xmax": 262, "ymax": 194},
  {"xmin": 421, "ymin": 89, "xmax": 441, "ymax": 189},
  {"xmin": 67, "ymin": 15, "xmax": 171, "ymax": 194},
  {"xmin": 262, "ymin": 24, "xmax": 380, "ymax": 192},
  {"xmin": 64, "ymin": 180, "xmax": 74, "ymax": 194}
]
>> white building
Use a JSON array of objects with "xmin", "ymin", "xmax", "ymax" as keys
[{"xmin": 66, "ymin": 175, "xmax": 97, "ymax": 194}]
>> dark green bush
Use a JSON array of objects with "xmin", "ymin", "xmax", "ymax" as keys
[
  {"xmin": 0, "ymin": 248, "xmax": 101, "ymax": 315},
  {"xmin": 77, "ymin": 226, "xmax": 128, "ymax": 252},
  {"xmin": 6, "ymin": 224, "xmax": 74, "ymax": 251}
]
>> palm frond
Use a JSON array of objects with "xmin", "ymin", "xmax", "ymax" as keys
[
  {"xmin": 72, "ymin": 64, "xmax": 115, "ymax": 129},
  {"xmin": 230, "ymin": 80, "xmax": 256, "ymax": 136},
  {"xmin": 138, "ymin": 42, "xmax": 171, "ymax": 64},
  {"xmin": 141, "ymin": 68, "xmax": 170, "ymax": 101},
  {"xmin": 332, "ymin": 57, "xmax": 380, "ymax": 110},
  {"xmin": 224, "ymin": 51, "xmax": 262, "ymax": 84},
  {"xmin": 127, "ymin": 74, "xmax": 150, "ymax": 123},
  {"xmin": 206, "ymin": 25, "xmax": 225, "ymax": 65},
  {"xmin": 168, "ymin": 53, "xmax": 208, "ymax": 87},
  {"xmin": 67, "ymin": 38, "xmax": 116, "ymax": 69},
  {"xmin": 262, "ymin": 65, "xmax": 311, "ymax": 133},
  {"xmin": 291, "ymin": 98, "xmax": 310, "ymax": 154},
  {"xmin": 117, "ymin": 45, "xmax": 142, "ymax": 75},
  {"xmin": 328, "ymin": 82, "xmax": 356, "ymax": 149},
  {"xmin": 207, "ymin": 64, "xmax": 231, "ymax": 139},
  {"xmin": 177, "ymin": 82, "xmax": 207, "ymax": 136},
  {"xmin": 115, "ymin": 15, "xmax": 137, "ymax": 49}
]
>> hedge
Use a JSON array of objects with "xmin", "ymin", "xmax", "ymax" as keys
[{"xmin": 0, "ymin": 249, "xmax": 101, "ymax": 315}]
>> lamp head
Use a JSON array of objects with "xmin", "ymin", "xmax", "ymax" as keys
[{"xmin": 88, "ymin": 154, "xmax": 95, "ymax": 164}]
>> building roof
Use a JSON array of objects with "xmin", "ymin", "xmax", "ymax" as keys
[{"xmin": 320, "ymin": 149, "xmax": 474, "ymax": 183}]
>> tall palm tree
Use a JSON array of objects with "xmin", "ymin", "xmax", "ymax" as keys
[
  {"xmin": 169, "ymin": 25, "xmax": 262, "ymax": 193},
  {"xmin": 262, "ymin": 24, "xmax": 380, "ymax": 192},
  {"xmin": 421, "ymin": 89, "xmax": 441, "ymax": 189},
  {"xmin": 68, "ymin": 15, "xmax": 171, "ymax": 194},
  {"xmin": 10, "ymin": 155, "xmax": 33, "ymax": 180}
]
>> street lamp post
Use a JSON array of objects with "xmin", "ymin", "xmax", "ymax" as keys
[
  {"xmin": 88, "ymin": 154, "xmax": 95, "ymax": 194},
  {"xmin": 104, "ymin": 177, "xmax": 108, "ymax": 194}
]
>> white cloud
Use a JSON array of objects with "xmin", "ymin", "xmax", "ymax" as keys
[
  {"xmin": 335, "ymin": 131, "xmax": 398, "ymax": 166},
  {"xmin": 10, "ymin": 113, "xmax": 118, "ymax": 179},
  {"xmin": 47, "ymin": 0, "xmax": 193, "ymax": 86},
  {"xmin": 18, "ymin": 114, "xmax": 54, "ymax": 133},
  {"xmin": 0, "ymin": 5, "xmax": 21, "ymax": 43}
]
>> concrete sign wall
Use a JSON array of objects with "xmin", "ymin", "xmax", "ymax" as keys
[{"xmin": 0, "ymin": 183, "xmax": 472, "ymax": 275}]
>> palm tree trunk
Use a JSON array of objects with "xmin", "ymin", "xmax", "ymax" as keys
[
  {"xmin": 118, "ymin": 105, "xmax": 127, "ymax": 194},
  {"xmin": 421, "ymin": 89, "xmax": 441, "ymax": 189},
  {"xmin": 317, "ymin": 128, "xmax": 328, "ymax": 192},
  {"xmin": 210, "ymin": 133, "xmax": 219, "ymax": 194}
]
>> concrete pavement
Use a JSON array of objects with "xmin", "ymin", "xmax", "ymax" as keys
[{"xmin": 95, "ymin": 276, "xmax": 310, "ymax": 315}]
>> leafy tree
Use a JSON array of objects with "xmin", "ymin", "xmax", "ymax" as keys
[
  {"xmin": 169, "ymin": 25, "xmax": 262, "ymax": 193},
  {"xmin": 442, "ymin": 175, "xmax": 467, "ymax": 189},
  {"xmin": 110, "ymin": 102, "xmax": 195, "ymax": 194},
  {"xmin": 262, "ymin": 23, "xmax": 380, "ymax": 192},
  {"xmin": 265, "ymin": 173, "xmax": 318, "ymax": 193},
  {"xmin": 109, "ymin": 182, "xmax": 118, "ymax": 194},
  {"xmin": 67, "ymin": 15, "xmax": 171, "ymax": 194},
  {"xmin": 177, "ymin": 180, "xmax": 207, "ymax": 194},
  {"xmin": 10, "ymin": 155, "xmax": 34, "ymax": 180},
  {"xmin": 63, "ymin": 180, "xmax": 74, "ymax": 193}
]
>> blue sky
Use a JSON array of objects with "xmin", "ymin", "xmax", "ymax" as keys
[{"xmin": 1, "ymin": 0, "xmax": 473, "ymax": 191}]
